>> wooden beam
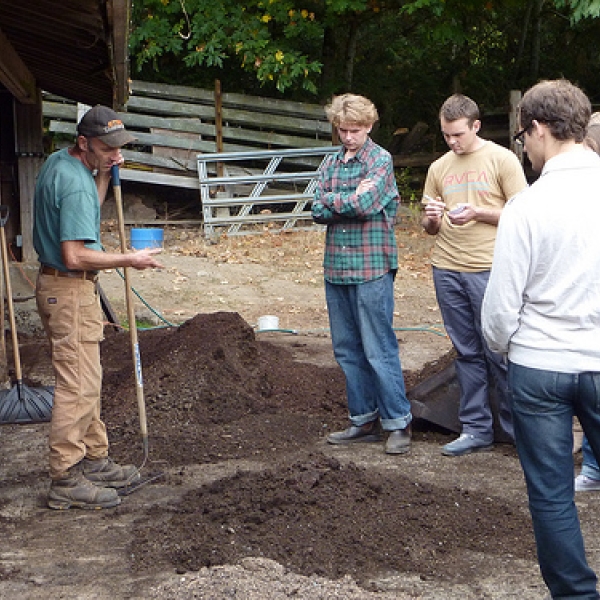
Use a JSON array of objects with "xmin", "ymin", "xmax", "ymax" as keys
[
  {"xmin": 107, "ymin": 0, "xmax": 131, "ymax": 107},
  {"xmin": 119, "ymin": 168, "xmax": 200, "ymax": 190},
  {"xmin": 15, "ymin": 92, "xmax": 44, "ymax": 262},
  {"xmin": 393, "ymin": 152, "xmax": 444, "ymax": 168},
  {"xmin": 0, "ymin": 27, "xmax": 37, "ymax": 104}
]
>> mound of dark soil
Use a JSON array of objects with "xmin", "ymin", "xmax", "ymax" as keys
[
  {"xmin": 101, "ymin": 312, "xmax": 348, "ymax": 464},
  {"xmin": 96, "ymin": 312, "xmax": 534, "ymax": 586},
  {"xmin": 133, "ymin": 451, "xmax": 532, "ymax": 585}
]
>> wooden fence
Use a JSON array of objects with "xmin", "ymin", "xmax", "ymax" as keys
[
  {"xmin": 42, "ymin": 83, "xmax": 548, "ymax": 234},
  {"xmin": 43, "ymin": 80, "xmax": 334, "ymax": 192}
]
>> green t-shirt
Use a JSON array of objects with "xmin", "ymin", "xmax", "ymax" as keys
[{"xmin": 33, "ymin": 148, "xmax": 102, "ymax": 270}]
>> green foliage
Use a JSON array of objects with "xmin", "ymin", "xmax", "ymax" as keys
[
  {"xmin": 130, "ymin": 0, "xmax": 600, "ymax": 141},
  {"xmin": 554, "ymin": 0, "xmax": 600, "ymax": 22},
  {"xmin": 395, "ymin": 168, "xmax": 419, "ymax": 205},
  {"xmin": 131, "ymin": 0, "xmax": 325, "ymax": 93}
]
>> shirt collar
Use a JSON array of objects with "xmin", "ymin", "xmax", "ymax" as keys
[{"xmin": 336, "ymin": 137, "xmax": 373, "ymax": 162}]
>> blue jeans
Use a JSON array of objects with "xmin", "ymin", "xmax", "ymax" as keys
[
  {"xmin": 509, "ymin": 362, "xmax": 600, "ymax": 599},
  {"xmin": 581, "ymin": 435, "xmax": 600, "ymax": 480},
  {"xmin": 433, "ymin": 267, "xmax": 512, "ymax": 441},
  {"xmin": 325, "ymin": 272, "xmax": 411, "ymax": 431}
]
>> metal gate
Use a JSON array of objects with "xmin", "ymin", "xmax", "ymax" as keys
[{"xmin": 198, "ymin": 146, "xmax": 340, "ymax": 237}]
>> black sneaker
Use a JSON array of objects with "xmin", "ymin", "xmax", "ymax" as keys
[
  {"xmin": 48, "ymin": 472, "xmax": 121, "ymax": 510},
  {"xmin": 327, "ymin": 421, "xmax": 383, "ymax": 445},
  {"xmin": 82, "ymin": 457, "xmax": 140, "ymax": 488}
]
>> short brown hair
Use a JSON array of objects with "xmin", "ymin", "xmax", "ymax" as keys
[
  {"xmin": 325, "ymin": 94, "xmax": 379, "ymax": 127},
  {"xmin": 519, "ymin": 79, "xmax": 591, "ymax": 143},
  {"xmin": 439, "ymin": 94, "xmax": 480, "ymax": 126}
]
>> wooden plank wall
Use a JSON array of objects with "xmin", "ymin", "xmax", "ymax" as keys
[{"xmin": 43, "ymin": 80, "xmax": 333, "ymax": 189}]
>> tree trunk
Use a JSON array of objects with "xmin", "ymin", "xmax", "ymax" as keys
[
  {"xmin": 513, "ymin": 0, "xmax": 534, "ymax": 81},
  {"xmin": 343, "ymin": 17, "xmax": 360, "ymax": 90},
  {"xmin": 530, "ymin": 0, "xmax": 546, "ymax": 80},
  {"xmin": 319, "ymin": 26, "xmax": 337, "ymax": 100}
]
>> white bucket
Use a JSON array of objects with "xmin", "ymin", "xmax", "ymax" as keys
[{"xmin": 257, "ymin": 315, "xmax": 279, "ymax": 331}]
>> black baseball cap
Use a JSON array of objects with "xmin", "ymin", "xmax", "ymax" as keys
[{"xmin": 77, "ymin": 105, "xmax": 137, "ymax": 147}]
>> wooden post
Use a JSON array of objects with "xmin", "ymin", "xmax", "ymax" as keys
[
  {"xmin": 214, "ymin": 79, "xmax": 224, "ymax": 178},
  {"xmin": 0, "ymin": 195, "xmax": 6, "ymax": 386},
  {"xmin": 509, "ymin": 90, "xmax": 523, "ymax": 162},
  {"xmin": 14, "ymin": 90, "xmax": 44, "ymax": 263}
]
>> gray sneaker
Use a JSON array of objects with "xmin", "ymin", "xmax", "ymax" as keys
[
  {"xmin": 82, "ymin": 457, "xmax": 140, "ymax": 488},
  {"xmin": 575, "ymin": 474, "xmax": 600, "ymax": 492},
  {"xmin": 441, "ymin": 433, "xmax": 493, "ymax": 457},
  {"xmin": 48, "ymin": 471, "xmax": 121, "ymax": 510}
]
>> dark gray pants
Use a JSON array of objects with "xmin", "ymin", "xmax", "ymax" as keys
[{"xmin": 433, "ymin": 267, "xmax": 512, "ymax": 441}]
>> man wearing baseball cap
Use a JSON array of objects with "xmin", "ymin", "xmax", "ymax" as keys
[{"xmin": 33, "ymin": 105, "xmax": 163, "ymax": 510}]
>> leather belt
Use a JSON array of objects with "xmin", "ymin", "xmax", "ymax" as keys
[{"xmin": 40, "ymin": 265, "xmax": 98, "ymax": 282}]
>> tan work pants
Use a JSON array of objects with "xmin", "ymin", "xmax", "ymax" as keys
[{"xmin": 36, "ymin": 273, "xmax": 108, "ymax": 479}]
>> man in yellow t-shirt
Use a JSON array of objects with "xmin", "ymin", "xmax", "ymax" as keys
[{"xmin": 422, "ymin": 93, "xmax": 527, "ymax": 457}]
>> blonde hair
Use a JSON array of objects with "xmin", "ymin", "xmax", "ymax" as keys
[{"xmin": 324, "ymin": 94, "xmax": 379, "ymax": 127}]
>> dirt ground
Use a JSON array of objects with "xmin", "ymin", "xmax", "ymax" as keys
[{"xmin": 0, "ymin": 220, "xmax": 597, "ymax": 599}]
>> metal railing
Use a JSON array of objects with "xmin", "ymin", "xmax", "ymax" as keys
[{"xmin": 198, "ymin": 146, "xmax": 340, "ymax": 237}]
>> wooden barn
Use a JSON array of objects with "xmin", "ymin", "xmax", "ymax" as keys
[{"xmin": 0, "ymin": 0, "xmax": 131, "ymax": 262}]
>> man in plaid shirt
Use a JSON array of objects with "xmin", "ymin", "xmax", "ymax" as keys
[{"xmin": 312, "ymin": 93, "xmax": 412, "ymax": 455}]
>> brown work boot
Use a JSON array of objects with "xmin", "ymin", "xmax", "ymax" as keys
[
  {"xmin": 327, "ymin": 420, "xmax": 383, "ymax": 445},
  {"xmin": 82, "ymin": 457, "xmax": 140, "ymax": 488},
  {"xmin": 385, "ymin": 425, "xmax": 411, "ymax": 455},
  {"xmin": 48, "ymin": 470, "xmax": 120, "ymax": 510}
]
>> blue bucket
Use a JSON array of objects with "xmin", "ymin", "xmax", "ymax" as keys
[{"xmin": 130, "ymin": 228, "xmax": 164, "ymax": 250}]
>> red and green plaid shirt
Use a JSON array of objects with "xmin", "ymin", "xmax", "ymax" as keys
[{"xmin": 312, "ymin": 137, "xmax": 400, "ymax": 284}]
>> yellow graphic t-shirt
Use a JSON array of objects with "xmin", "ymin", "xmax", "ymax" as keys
[{"xmin": 423, "ymin": 141, "xmax": 527, "ymax": 272}]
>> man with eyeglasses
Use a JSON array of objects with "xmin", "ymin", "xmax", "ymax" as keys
[
  {"xmin": 33, "ymin": 105, "xmax": 163, "ymax": 509},
  {"xmin": 482, "ymin": 79, "xmax": 600, "ymax": 599},
  {"xmin": 421, "ymin": 94, "xmax": 527, "ymax": 457}
]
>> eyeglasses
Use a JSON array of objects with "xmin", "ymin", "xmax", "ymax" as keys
[
  {"xmin": 513, "ymin": 125, "xmax": 531, "ymax": 146},
  {"xmin": 513, "ymin": 119, "xmax": 559, "ymax": 146}
]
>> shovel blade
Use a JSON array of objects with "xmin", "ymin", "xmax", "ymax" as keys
[{"xmin": 0, "ymin": 384, "xmax": 54, "ymax": 424}]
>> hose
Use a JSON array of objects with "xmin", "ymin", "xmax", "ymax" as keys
[{"xmin": 255, "ymin": 325, "xmax": 447, "ymax": 337}]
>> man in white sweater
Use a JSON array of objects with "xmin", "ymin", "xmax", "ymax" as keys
[{"xmin": 482, "ymin": 79, "xmax": 600, "ymax": 599}]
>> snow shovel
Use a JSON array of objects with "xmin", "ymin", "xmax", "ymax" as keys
[
  {"xmin": 0, "ymin": 205, "xmax": 54, "ymax": 424},
  {"xmin": 111, "ymin": 166, "xmax": 149, "ymax": 460}
]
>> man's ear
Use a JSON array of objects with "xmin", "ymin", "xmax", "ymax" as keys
[
  {"xmin": 530, "ymin": 120, "xmax": 545, "ymax": 138},
  {"xmin": 472, "ymin": 119, "xmax": 481, "ymax": 134},
  {"xmin": 77, "ymin": 135, "xmax": 89, "ymax": 151}
]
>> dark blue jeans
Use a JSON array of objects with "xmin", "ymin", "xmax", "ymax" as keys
[
  {"xmin": 433, "ymin": 267, "xmax": 512, "ymax": 441},
  {"xmin": 509, "ymin": 362, "xmax": 600, "ymax": 599},
  {"xmin": 325, "ymin": 272, "xmax": 411, "ymax": 431}
]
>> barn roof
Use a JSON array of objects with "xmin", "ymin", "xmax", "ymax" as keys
[{"xmin": 0, "ymin": 0, "xmax": 130, "ymax": 107}]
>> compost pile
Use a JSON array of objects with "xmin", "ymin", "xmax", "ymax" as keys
[
  {"xmin": 96, "ymin": 312, "xmax": 534, "ymax": 586},
  {"xmin": 101, "ymin": 311, "xmax": 348, "ymax": 465}
]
